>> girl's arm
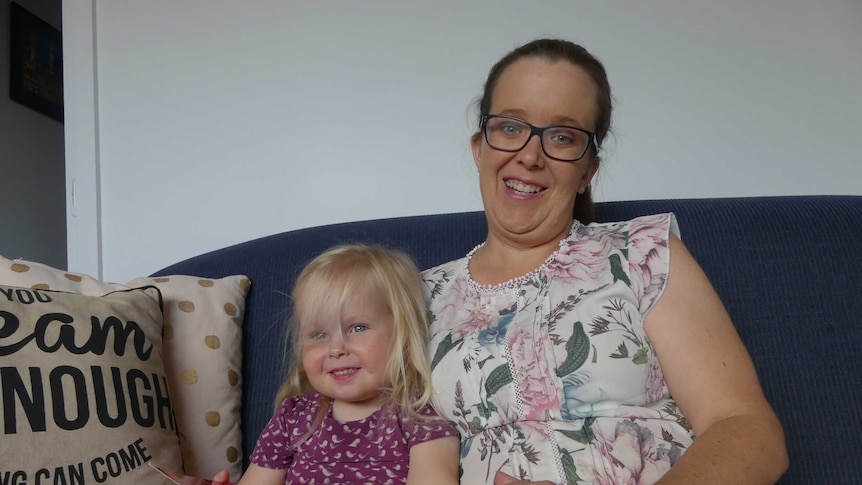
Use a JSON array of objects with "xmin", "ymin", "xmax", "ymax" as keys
[
  {"xmin": 405, "ymin": 435, "xmax": 460, "ymax": 485},
  {"xmin": 646, "ymin": 235, "xmax": 788, "ymax": 484},
  {"xmin": 235, "ymin": 464, "xmax": 286, "ymax": 485}
]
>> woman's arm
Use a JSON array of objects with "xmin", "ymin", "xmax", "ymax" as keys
[
  {"xmin": 405, "ymin": 435, "xmax": 460, "ymax": 485},
  {"xmin": 645, "ymin": 234, "xmax": 788, "ymax": 484}
]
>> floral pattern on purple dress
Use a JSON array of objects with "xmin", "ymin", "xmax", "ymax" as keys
[
  {"xmin": 249, "ymin": 393, "xmax": 458, "ymax": 484},
  {"xmin": 422, "ymin": 214, "xmax": 694, "ymax": 485}
]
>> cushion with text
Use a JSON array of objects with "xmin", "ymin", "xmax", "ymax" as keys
[
  {"xmin": 0, "ymin": 284, "xmax": 182, "ymax": 484},
  {"xmin": 0, "ymin": 255, "xmax": 249, "ymax": 481},
  {"xmin": 0, "ymin": 255, "xmax": 128, "ymax": 294}
]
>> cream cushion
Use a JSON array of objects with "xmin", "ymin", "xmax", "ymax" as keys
[{"xmin": 0, "ymin": 255, "xmax": 249, "ymax": 480}]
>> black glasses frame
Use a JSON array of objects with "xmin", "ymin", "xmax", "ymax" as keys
[{"xmin": 481, "ymin": 114, "xmax": 596, "ymax": 162}]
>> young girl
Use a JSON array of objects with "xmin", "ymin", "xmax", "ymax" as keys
[{"xmin": 237, "ymin": 244, "xmax": 459, "ymax": 485}]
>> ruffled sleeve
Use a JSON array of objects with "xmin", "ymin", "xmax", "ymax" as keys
[{"xmin": 626, "ymin": 213, "xmax": 680, "ymax": 317}]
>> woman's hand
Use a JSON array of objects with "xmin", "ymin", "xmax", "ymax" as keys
[{"xmin": 494, "ymin": 471, "xmax": 557, "ymax": 485}]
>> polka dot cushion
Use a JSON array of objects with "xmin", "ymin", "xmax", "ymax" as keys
[
  {"xmin": 128, "ymin": 275, "xmax": 249, "ymax": 480},
  {"xmin": 1, "ymin": 255, "xmax": 249, "ymax": 481}
]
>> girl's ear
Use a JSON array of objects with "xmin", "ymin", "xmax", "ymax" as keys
[{"xmin": 471, "ymin": 133, "xmax": 483, "ymax": 170}]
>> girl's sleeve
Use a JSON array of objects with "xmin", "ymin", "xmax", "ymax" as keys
[
  {"xmin": 248, "ymin": 397, "xmax": 297, "ymax": 470},
  {"xmin": 401, "ymin": 404, "xmax": 460, "ymax": 449}
]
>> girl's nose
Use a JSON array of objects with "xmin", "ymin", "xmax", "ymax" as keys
[{"xmin": 328, "ymin": 337, "xmax": 347, "ymax": 357}]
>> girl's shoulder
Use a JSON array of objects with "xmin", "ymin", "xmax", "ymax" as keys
[
  {"xmin": 276, "ymin": 392, "xmax": 324, "ymax": 418},
  {"xmin": 390, "ymin": 403, "xmax": 458, "ymax": 443}
]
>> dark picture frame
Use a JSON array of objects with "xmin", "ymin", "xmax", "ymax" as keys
[{"xmin": 9, "ymin": 2, "xmax": 63, "ymax": 123}]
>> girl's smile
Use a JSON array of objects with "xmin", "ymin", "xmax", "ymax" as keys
[{"xmin": 299, "ymin": 283, "xmax": 395, "ymax": 420}]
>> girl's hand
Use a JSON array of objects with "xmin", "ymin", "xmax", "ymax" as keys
[
  {"xmin": 212, "ymin": 470, "xmax": 231, "ymax": 484},
  {"xmin": 494, "ymin": 471, "xmax": 557, "ymax": 485}
]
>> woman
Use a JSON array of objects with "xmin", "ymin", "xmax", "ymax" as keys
[{"xmin": 421, "ymin": 39, "xmax": 788, "ymax": 484}]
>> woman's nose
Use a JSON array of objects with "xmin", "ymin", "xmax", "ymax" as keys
[{"xmin": 518, "ymin": 134, "xmax": 545, "ymax": 169}]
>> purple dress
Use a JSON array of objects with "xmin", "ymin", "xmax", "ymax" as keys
[{"xmin": 249, "ymin": 393, "xmax": 458, "ymax": 484}]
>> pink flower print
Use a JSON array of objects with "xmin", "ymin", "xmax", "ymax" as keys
[
  {"xmin": 592, "ymin": 420, "xmax": 678, "ymax": 485},
  {"xmin": 547, "ymin": 237, "xmax": 612, "ymax": 284},
  {"xmin": 432, "ymin": 276, "xmax": 499, "ymax": 341},
  {"xmin": 508, "ymin": 325, "xmax": 560, "ymax": 420},
  {"xmin": 489, "ymin": 396, "xmax": 519, "ymax": 424},
  {"xmin": 627, "ymin": 216, "xmax": 670, "ymax": 314},
  {"xmin": 432, "ymin": 275, "xmax": 475, "ymax": 334},
  {"xmin": 455, "ymin": 305, "xmax": 498, "ymax": 341},
  {"xmin": 645, "ymin": 354, "xmax": 669, "ymax": 403},
  {"xmin": 519, "ymin": 419, "xmax": 551, "ymax": 442}
]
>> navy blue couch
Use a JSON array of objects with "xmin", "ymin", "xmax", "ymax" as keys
[{"xmin": 154, "ymin": 195, "xmax": 862, "ymax": 484}]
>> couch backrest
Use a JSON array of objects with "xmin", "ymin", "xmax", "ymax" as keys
[{"xmin": 154, "ymin": 195, "xmax": 862, "ymax": 484}]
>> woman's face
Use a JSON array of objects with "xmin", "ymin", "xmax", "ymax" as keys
[{"xmin": 472, "ymin": 57, "xmax": 600, "ymax": 248}]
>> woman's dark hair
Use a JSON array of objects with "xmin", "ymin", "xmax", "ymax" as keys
[{"xmin": 474, "ymin": 39, "xmax": 612, "ymax": 224}]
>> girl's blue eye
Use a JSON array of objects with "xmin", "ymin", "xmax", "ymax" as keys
[
  {"xmin": 349, "ymin": 324, "xmax": 368, "ymax": 333},
  {"xmin": 310, "ymin": 331, "xmax": 327, "ymax": 340}
]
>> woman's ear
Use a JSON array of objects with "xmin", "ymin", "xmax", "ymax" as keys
[
  {"xmin": 579, "ymin": 156, "xmax": 600, "ymax": 194},
  {"xmin": 471, "ymin": 133, "xmax": 483, "ymax": 170}
]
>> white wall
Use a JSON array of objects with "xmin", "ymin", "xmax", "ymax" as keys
[
  {"xmin": 64, "ymin": 0, "xmax": 862, "ymax": 282},
  {"xmin": 0, "ymin": 0, "xmax": 66, "ymax": 269}
]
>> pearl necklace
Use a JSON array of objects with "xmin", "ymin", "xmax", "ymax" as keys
[{"xmin": 464, "ymin": 223, "xmax": 578, "ymax": 292}]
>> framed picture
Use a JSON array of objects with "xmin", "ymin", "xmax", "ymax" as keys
[{"xmin": 9, "ymin": 2, "xmax": 63, "ymax": 123}]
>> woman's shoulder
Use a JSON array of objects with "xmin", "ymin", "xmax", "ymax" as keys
[
  {"xmin": 421, "ymin": 255, "xmax": 467, "ymax": 283},
  {"xmin": 585, "ymin": 212, "xmax": 676, "ymax": 231},
  {"xmin": 585, "ymin": 212, "xmax": 678, "ymax": 236}
]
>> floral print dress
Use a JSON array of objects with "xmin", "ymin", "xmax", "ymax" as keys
[{"xmin": 422, "ymin": 214, "xmax": 694, "ymax": 485}]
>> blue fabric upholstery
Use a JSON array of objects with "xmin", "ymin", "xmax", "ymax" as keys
[{"xmin": 154, "ymin": 195, "xmax": 862, "ymax": 484}]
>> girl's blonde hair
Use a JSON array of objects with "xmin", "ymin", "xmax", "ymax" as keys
[{"xmin": 274, "ymin": 244, "xmax": 434, "ymax": 421}]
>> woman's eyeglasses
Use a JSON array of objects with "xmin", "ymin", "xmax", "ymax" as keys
[{"xmin": 481, "ymin": 114, "xmax": 595, "ymax": 162}]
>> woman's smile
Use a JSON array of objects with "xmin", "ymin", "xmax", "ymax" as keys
[{"xmin": 504, "ymin": 177, "xmax": 546, "ymax": 196}]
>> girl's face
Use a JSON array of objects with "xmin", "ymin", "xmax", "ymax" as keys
[
  {"xmin": 299, "ymin": 282, "xmax": 395, "ymax": 419},
  {"xmin": 472, "ymin": 57, "xmax": 600, "ymax": 248}
]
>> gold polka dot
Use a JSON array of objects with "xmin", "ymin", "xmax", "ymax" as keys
[
  {"xmin": 154, "ymin": 277, "xmax": 170, "ymax": 283},
  {"xmin": 182, "ymin": 451, "xmax": 195, "ymax": 468},
  {"xmin": 224, "ymin": 302, "xmax": 238, "ymax": 316},
  {"xmin": 63, "ymin": 273, "xmax": 83, "ymax": 282},
  {"xmin": 180, "ymin": 369, "xmax": 198, "ymax": 385},
  {"xmin": 226, "ymin": 446, "xmax": 239, "ymax": 463},
  {"xmin": 178, "ymin": 301, "xmax": 195, "ymax": 312},
  {"xmin": 10, "ymin": 263, "xmax": 30, "ymax": 273},
  {"xmin": 31, "ymin": 283, "xmax": 50, "ymax": 290},
  {"xmin": 205, "ymin": 335, "xmax": 221, "ymax": 349},
  {"xmin": 240, "ymin": 278, "xmax": 251, "ymax": 293},
  {"xmin": 163, "ymin": 324, "xmax": 174, "ymax": 340},
  {"xmin": 205, "ymin": 411, "xmax": 221, "ymax": 427},
  {"xmin": 228, "ymin": 369, "xmax": 239, "ymax": 386},
  {"xmin": 198, "ymin": 279, "xmax": 214, "ymax": 288}
]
